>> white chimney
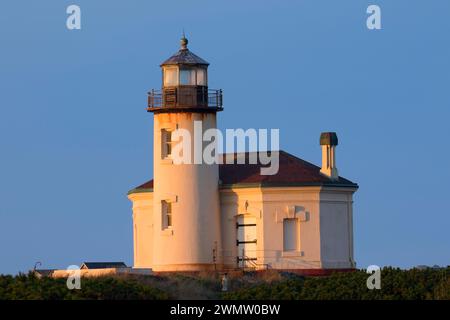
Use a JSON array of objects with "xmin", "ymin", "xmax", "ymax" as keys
[{"xmin": 320, "ymin": 132, "xmax": 339, "ymax": 180}]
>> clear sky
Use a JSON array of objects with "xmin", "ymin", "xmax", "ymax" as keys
[{"xmin": 0, "ymin": 0, "xmax": 449, "ymax": 275}]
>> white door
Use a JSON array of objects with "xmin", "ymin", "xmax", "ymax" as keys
[{"xmin": 237, "ymin": 216, "xmax": 257, "ymax": 268}]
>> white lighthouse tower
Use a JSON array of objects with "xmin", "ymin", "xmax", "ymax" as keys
[
  {"xmin": 129, "ymin": 37, "xmax": 358, "ymax": 274},
  {"xmin": 146, "ymin": 36, "xmax": 223, "ymax": 271}
]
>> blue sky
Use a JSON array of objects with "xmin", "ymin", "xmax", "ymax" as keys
[{"xmin": 0, "ymin": 0, "xmax": 449, "ymax": 274}]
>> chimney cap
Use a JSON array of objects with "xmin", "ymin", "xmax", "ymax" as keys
[{"xmin": 320, "ymin": 132, "xmax": 338, "ymax": 146}]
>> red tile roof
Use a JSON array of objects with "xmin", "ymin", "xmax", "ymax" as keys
[
  {"xmin": 134, "ymin": 179, "xmax": 154, "ymax": 190},
  {"xmin": 129, "ymin": 151, "xmax": 357, "ymax": 193}
]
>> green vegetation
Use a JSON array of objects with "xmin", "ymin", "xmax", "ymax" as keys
[
  {"xmin": 223, "ymin": 267, "xmax": 450, "ymax": 300},
  {"xmin": 0, "ymin": 273, "xmax": 168, "ymax": 300},
  {"xmin": 0, "ymin": 267, "xmax": 448, "ymax": 300}
]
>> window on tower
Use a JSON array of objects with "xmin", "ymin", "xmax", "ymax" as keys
[
  {"xmin": 179, "ymin": 68, "xmax": 196, "ymax": 85},
  {"xmin": 162, "ymin": 200, "xmax": 172, "ymax": 229},
  {"xmin": 164, "ymin": 67, "xmax": 178, "ymax": 86},
  {"xmin": 163, "ymin": 66, "xmax": 207, "ymax": 87},
  {"xmin": 161, "ymin": 129, "xmax": 173, "ymax": 159}
]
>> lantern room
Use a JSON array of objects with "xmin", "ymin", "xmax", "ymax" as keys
[
  {"xmin": 147, "ymin": 36, "xmax": 223, "ymax": 112},
  {"xmin": 162, "ymin": 36, "xmax": 208, "ymax": 87}
]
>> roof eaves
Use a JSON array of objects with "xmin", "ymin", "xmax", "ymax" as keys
[
  {"xmin": 219, "ymin": 181, "xmax": 358, "ymax": 190},
  {"xmin": 127, "ymin": 187, "xmax": 154, "ymax": 195}
]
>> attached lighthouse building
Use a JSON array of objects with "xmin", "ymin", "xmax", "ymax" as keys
[{"xmin": 128, "ymin": 38, "xmax": 358, "ymax": 272}]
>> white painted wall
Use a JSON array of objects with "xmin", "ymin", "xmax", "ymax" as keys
[
  {"xmin": 128, "ymin": 192, "xmax": 153, "ymax": 268},
  {"xmin": 151, "ymin": 112, "xmax": 222, "ymax": 271},
  {"xmin": 129, "ymin": 184, "xmax": 356, "ymax": 271},
  {"xmin": 319, "ymin": 189, "xmax": 355, "ymax": 268},
  {"xmin": 219, "ymin": 186, "xmax": 356, "ymax": 270},
  {"xmin": 259, "ymin": 187, "xmax": 322, "ymax": 269}
]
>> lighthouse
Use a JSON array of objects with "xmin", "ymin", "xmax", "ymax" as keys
[
  {"xmin": 128, "ymin": 37, "xmax": 358, "ymax": 273},
  {"xmin": 146, "ymin": 36, "xmax": 223, "ymax": 271}
]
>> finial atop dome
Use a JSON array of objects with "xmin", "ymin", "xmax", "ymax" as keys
[
  {"xmin": 180, "ymin": 30, "xmax": 188, "ymax": 50},
  {"xmin": 160, "ymin": 34, "xmax": 209, "ymax": 66}
]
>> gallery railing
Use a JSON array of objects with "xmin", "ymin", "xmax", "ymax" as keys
[{"xmin": 147, "ymin": 87, "xmax": 223, "ymax": 111}]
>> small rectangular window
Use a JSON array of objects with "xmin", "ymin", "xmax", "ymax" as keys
[
  {"xmin": 283, "ymin": 218, "xmax": 299, "ymax": 251},
  {"xmin": 162, "ymin": 200, "xmax": 172, "ymax": 229},
  {"xmin": 161, "ymin": 129, "xmax": 172, "ymax": 159}
]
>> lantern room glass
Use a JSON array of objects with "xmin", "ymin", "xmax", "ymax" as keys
[
  {"xmin": 196, "ymin": 68, "xmax": 207, "ymax": 85},
  {"xmin": 164, "ymin": 67, "xmax": 178, "ymax": 86},
  {"xmin": 180, "ymin": 68, "xmax": 196, "ymax": 85},
  {"xmin": 163, "ymin": 66, "xmax": 208, "ymax": 87}
]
